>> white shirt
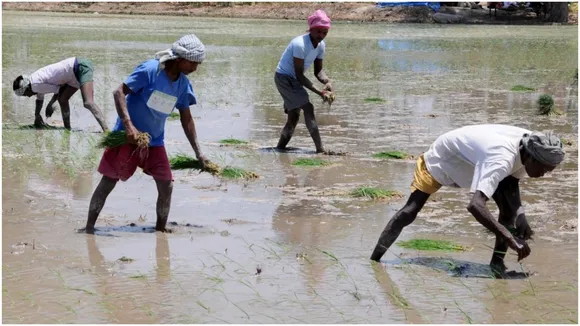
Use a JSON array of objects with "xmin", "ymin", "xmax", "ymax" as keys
[
  {"xmin": 275, "ymin": 34, "xmax": 325, "ymax": 79},
  {"xmin": 30, "ymin": 57, "xmax": 79, "ymax": 100},
  {"xmin": 424, "ymin": 124, "xmax": 530, "ymax": 199}
]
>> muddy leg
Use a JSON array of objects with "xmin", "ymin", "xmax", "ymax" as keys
[
  {"xmin": 302, "ymin": 103, "xmax": 324, "ymax": 153},
  {"xmin": 154, "ymin": 179, "xmax": 173, "ymax": 232},
  {"xmin": 85, "ymin": 176, "xmax": 118, "ymax": 234},
  {"xmin": 370, "ymin": 191, "xmax": 430, "ymax": 261},
  {"xmin": 490, "ymin": 188, "xmax": 515, "ymax": 278},
  {"xmin": 57, "ymin": 85, "xmax": 79, "ymax": 130},
  {"xmin": 276, "ymin": 109, "xmax": 300, "ymax": 150}
]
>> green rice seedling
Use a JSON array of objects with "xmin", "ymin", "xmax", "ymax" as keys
[
  {"xmin": 538, "ymin": 94, "xmax": 561, "ymax": 115},
  {"xmin": 364, "ymin": 97, "xmax": 386, "ymax": 103},
  {"xmin": 219, "ymin": 138, "xmax": 248, "ymax": 145},
  {"xmin": 372, "ymin": 151, "xmax": 409, "ymax": 159},
  {"xmin": 169, "ymin": 154, "xmax": 222, "ymax": 175},
  {"xmin": 397, "ymin": 239, "xmax": 469, "ymax": 252},
  {"xmin": 168, "ymin": 112, "xmax": 180, "ymax": 120},
  {"xmin": 561, "ymin": 138, "xmax": 573, "ymax": 146},
  {"xmin": 510, "ymin": 85, "xmax": 536, "ymax": 92},
  {"xmin": 98, "ymin": 130, "xmax": 150, "ymax": 148},
  {"xmin": 221, "ymin": 167, "xmax": 259, "ymax": 180},
  {"xmin": 350, "ymin": 187, "xmax": 401, "ymax": 200},
  {"xmin": 292, "ymin": 158, "xmax": 330, "ymax": 167}
]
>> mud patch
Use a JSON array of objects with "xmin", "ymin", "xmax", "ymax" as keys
[{"xmin": 390, "ymin": 257, "xmax": 535, "ymax": 279}]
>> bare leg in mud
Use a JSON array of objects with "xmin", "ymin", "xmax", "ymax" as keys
[
  {"xmin": 276, "ymin": 109, "xmax": 300, "ymax": 150},
  {"xmin": 302, "ymin": 103, "xmax": 325, "ymax": 153},
  {"xmin": 370, "ymin": 191, "xmax": 431, "ymax": 261},
  {"xmin": 85, "ymin": 176, "xmax": 118, "ymax": 234},
  {"xmin": 154, "ymin": 179, "xmax": 173, "ymax": 232},
  {"xmin": 56, "ymin": 85, "xmax": 79, "ymax": 130}
]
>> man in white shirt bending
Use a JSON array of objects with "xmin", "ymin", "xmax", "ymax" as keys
[
  {"xmin": 274, "ymin": 9, "xmax": 334, "ymax": 153},
  {"xmin": 12, "ymin": 57, "xmax": 108, "ymax": 132},
  {"xmin": 370, "ymin": 124, "xmax": 566, "ymax": 278}
]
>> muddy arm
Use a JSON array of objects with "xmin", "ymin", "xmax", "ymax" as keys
[
  {"xmin": 179, "ymin": 108, "xmax": 204, "ymax": 160},
  {"xmin": 468, "ymin": 191, "xmax": 515, "ymax": 241},
  {"xmin": 293, "ymin": 57, "xmax": 323, "ymax": 97},
  {"xmin": 313, "ymin": 58, "xmax": 330, "ymax": 85},
  {"xmin": 495, "ymin": 176, "xmax": 533, "ymax": 240}
]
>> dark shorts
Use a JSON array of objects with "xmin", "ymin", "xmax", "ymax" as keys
[
  {"xmin": 274, "ymin": 72, "xmax": 310, "ymax": 114},
  {"xmin": 98, "ymin": 144, "xmax": 173, "ymax": 182},
  {"xmin": 74, "ymin": 57, "xmax": 94, "ymax": 87}
]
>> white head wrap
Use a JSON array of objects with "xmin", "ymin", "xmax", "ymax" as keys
[{"xmin": 155, "ymin": 34, "xmax": 205, "ymax": 69}]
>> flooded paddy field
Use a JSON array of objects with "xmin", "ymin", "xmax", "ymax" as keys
[{"xmin": 2, "ymin": 11, "xmax": 578, "ymax": 323}]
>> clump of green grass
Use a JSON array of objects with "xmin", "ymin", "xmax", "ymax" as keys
[
  {"xmin": 397, "ymin": 239, "xmax": 469, "ymax": 252},
  {"xmin": 98, "ymin": 130, "xmax": 150, "ymax": 149},
  {"xmin": 292, "ymin": 158, "xmax": 331, "ymax": 167},
  {"xmin": 221, "ymin": 167, "xmax": 259, "ymax": 180},
  {"xmin": 219, "ymin": 138, "xmax": 248, "ymax": 145},
  {"xmin": 364, "ymin": 97, "xmax": 386, "ymax": 103},
  {"xmin": 168, "ymin": 112, "xmax": 180, "ymax": 120},
  {"xmin": 350, "ymin": 187, "xmax": 401, "ymax": 200},
  {"xmin": 372, "ymin": 151, "xmax": 409, "ymax": 159},
  {"xmin": 510, "ymin": 85, "xmax": 536, "ymax": 92},
  {"xmin": 537, "ymin": 94, "xmax": 561, "ymax": 115}
]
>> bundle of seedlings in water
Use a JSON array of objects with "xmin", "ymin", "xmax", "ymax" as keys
[
  {"xmin": 510, "ymin": 85, "xmax": 536, "ymax": 92},
  {"xmin": 350, "ymin": 186, "xmax": 402, "ymax": 200},
  {"xmin": 98, "ymin": 130, "xmax": 150, "ymax": 149},
  {"xmin": 292, "ymin": 158, "xmax": 331, "ymax": 167},
  {"xmin": 220, "ymin": 167, "xmax": 259, "ymax": 180},
  {"xmin": 364, "ymin": 97, "xmax": 386, "ymax": 103},
  {"xmin": 537, "ymin": 94, "xmax": 561, "ymax": 116},
  {"xmin": 168, "ymin": 112, "xmax": 180, "ymax": 120},
  {"xmin": 372, "ymin": 150, "xmax": 409, "ymax": 159},
  {"xmin": 169, "ymin": 154, "xmax": 258, "ymax": 179},
  {"xmin": 397, "ymin": 239, "xmax": 469, "ymax": 252},
  {"xmin": 169, "ymin": 154, "xmax": 222, "ymax": 175},
  {"xmin": 219, "ymin": 138, "xmax": 248, "ymax": 145}
]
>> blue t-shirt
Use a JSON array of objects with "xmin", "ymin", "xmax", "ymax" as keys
[
  {"xmin": 113, "ymin": 59, "xmax": 196, "ymax": 147},
  {"xmin": 275, "ymin": 34, "xmax": 326, "ymax": 79}
]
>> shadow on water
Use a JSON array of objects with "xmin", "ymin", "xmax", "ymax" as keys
[
  {"xmin": 259, "ymin": 146, "xmax": 318, "ymax": 155},
  {"xmin": 384, "ymin": 256, "xmax": 532, "ymax": 280},
  {"xmin": 76, "ymin": 222, "xmax": 204, "ymax": 237}
]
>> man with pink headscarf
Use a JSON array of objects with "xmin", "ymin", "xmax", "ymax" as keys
[{"xmin": 274, "ymin": 9, "xmax": 334, "ymax": 153}]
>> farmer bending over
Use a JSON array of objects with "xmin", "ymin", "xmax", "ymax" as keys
[
  {"xmin": 12, "ymin": 57, "xmax": 108, "ymax": 132},
  {"xmin": 274, "ymin": 9, "xmax": 334, "ymax": 153},
  {"xmin": 84, "ymin": 34, "xmax": 210, "ymax": 234},
  {"xmin": 370, "ymin": 124, "xmax": 565, "ymax": 278}
]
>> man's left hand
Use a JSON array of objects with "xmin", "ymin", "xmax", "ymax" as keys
[
  {"xmin": 323, "ymin": 81, "xmax": 333, "ymax": 92},
  {"xmin": 197, "ymin": 155, "xmax": 209, "ymax": 170}
]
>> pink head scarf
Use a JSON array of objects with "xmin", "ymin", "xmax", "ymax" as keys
[{"xmin": 308, "ymin": 9, "xmax": 331, "ymax": 30}]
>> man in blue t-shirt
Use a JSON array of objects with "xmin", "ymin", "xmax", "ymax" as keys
[
  {"xmin": 84, "ymin": 34, "xmax": 209, "ymax": 234},
  {"xmin": 274, "ymin": 9, "xmax": 334, "ymax": 153}
]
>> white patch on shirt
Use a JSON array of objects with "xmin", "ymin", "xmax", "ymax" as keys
[{"xmin": 147, "ymin": 90, "xmax": 177, "ymax": 114}]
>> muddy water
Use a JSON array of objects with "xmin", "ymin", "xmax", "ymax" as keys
[{"xmin": 3, "ymin": 11, "xmax": 578, "ymax": 323}]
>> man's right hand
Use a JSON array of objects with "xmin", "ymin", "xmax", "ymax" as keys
[
  {"xmin": 507, "ymin": 236, "xmax": 531, "ymax": 261},
  {"xmin": 124, "ymin": 122, "xmax": 140, "ymax": 145}
]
